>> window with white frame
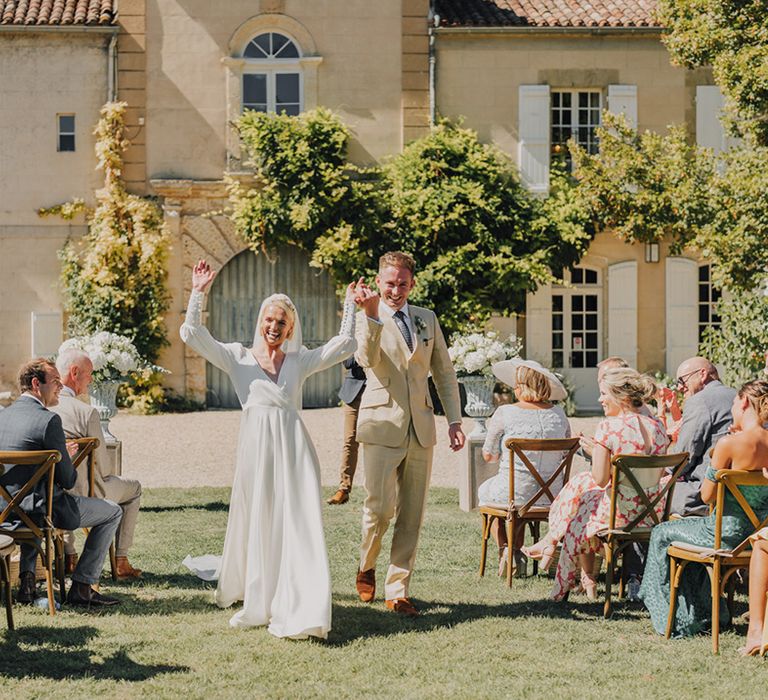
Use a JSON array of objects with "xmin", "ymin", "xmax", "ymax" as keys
[
  {"xmin": 57, "ymin": 114, "xmax": 75, "ymax": 152},
  {"xmin": 552, "ymin": 266, "xmax": 601, "ymax": 369},
  {"xmin": 698, "ymin": 263, "xmax": 721, "ymax": 342},
  {"xmin": 551, "ymin": 90, "xmax": 601, "ymax": 168},
  {"xmin": 241, "ymin": 32, "xmax": 302, "ymax": 116}
]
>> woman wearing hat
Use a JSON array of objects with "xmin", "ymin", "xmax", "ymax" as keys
[
  {"xmin": 523, "ymin": 367, "xmax": 669, "ymax": 601},
  {"xmin": 479, "ymin": 359, "xmax": 571, "ymax": 575}
]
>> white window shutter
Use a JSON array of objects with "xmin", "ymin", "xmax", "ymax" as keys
[
  {"xmin": 518, "ymin": 84, "xmax": 550, "ymax": 194},
  {"xmin": 30, "ymin": 311, "xmax": 63, "ymax": 357},
  {"xmin": 525, "ymin": 284, "xmax": 552, "ymax": 365},
  {"xmin": 696, "ymin": 85, "xmax": 741, "ymax": 154},
  {"xmin": 607, "ymin": 261, "xmax": 638, "ymax": 368},
  {"xmin": 607, "ymin": 84, "xmax": 638, "ymax": 129},
  {"xmin": 665, "ymin": 257, "xmax": 699, "ymax": 375}
]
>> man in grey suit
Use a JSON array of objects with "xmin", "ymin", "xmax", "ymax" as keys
[
  {"xmin": 0, "ymin": 358, "xmax": 122, "ymax": 607},
  {"xmin": 327, "ymin": 357, "xmax": 366, "ymax": 505},
  {"xmin": 670, "ymin": 356, "xmax": 737, "ymax": 516}
]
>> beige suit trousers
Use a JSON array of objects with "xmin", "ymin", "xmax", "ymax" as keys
[
  {"xmin": 64, "ymin": 475, "xmax": 142, "ymax": 557},
  {"xmin": 359, "ymin": 424, "xmax": 433, "ymax": 600}
]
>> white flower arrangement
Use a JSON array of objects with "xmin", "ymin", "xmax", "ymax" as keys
[
  {"xmin": 448, "ymin": 330, "xmax": 522, "ymax": 377},
  {"xmin": 59, "ymin": 332, "xmax": 164, "ymax": 383}
]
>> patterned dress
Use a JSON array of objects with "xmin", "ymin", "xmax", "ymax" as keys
[
  {"xmin": 640, "ymin": 466, "xmax": 768, "ymax": 637},
  {"xmin": 548, "ymin": 412, "xmax": 669, "ymax": 600},
  {"xmin": 478, "ymin": 404, "xmax": 571, "ymax": 507}
]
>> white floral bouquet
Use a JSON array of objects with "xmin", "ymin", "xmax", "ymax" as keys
[
  {"xmin": 59, "ymin": 332, "xmax": 163, "ymax": 383},
  {"xmin": 448, "ymin": 330, "xmax": 522, "ymax": 377}
]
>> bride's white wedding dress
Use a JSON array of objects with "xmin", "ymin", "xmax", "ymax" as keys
[{"xmin": 181, "ymin": 289, "xmax": 356, "ymax": 639}]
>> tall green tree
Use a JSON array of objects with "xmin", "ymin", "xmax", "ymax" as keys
[
  {"xmin": 229, "ymin": 111, "xmax": 592, "ymax": 333},
  {"xmin": 657, "ymin": 0, "xmax": 768, "ymax": 145}
]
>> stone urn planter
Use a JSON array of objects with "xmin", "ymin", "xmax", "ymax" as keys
[
  {"xmin": 88, "ymin": 379, "xmax": 121, "ymax": 443},
  {"xmin": 460, "ymin": 375, "xmax": 496, "ymax": 439}
]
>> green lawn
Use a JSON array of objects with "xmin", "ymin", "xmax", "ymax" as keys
[{"xmin": 2, "ymin": 487, "xmax": 766, "ymax": 699}]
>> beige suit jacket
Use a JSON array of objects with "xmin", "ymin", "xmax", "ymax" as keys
[
  {"xmin": 50, "ymin": 394, "xmax": 113, "ymax": 499},
  {"xmin": 355, "ymin": 304, "xmax": 461, "ymax": 448}
]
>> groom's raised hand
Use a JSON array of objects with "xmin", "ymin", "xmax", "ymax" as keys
[{"xmin": 448, "ymin": 423, "xmax": 466, "ymax": 452}]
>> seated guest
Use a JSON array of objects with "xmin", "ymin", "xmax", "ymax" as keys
[
  {"xmin": 479, "ymin": 359, "xmax": 570, "ymax": 575},
  {"xmin": 640, "ymin": 380, "xmax": 768, "ymax": 638},
  {"xmin": 0, "ymin": 358, "xmax": 122, "ymax": 607},
  {"xmin": 742, "ymin": 511, "xmax": 768, "ymax": 656},
  {"xmin": 523, "ymin": 368, "xmax": 669, "ymax": 601},
  {"xmin": 669, "ymin": 357, "xmax": 736, "ymax": 516},
  {"xmin": 53, "ymin": 349, "xmax": 142, "ymax": 579}
]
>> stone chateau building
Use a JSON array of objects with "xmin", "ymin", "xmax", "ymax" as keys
[{"xmin": 0, "ymin": 0, "xmax": 734, "ymax": 410}]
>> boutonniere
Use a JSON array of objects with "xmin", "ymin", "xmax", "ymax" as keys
[{"xmin": 414, "ymin": 316, "xmax": 429, "ymax": 345}]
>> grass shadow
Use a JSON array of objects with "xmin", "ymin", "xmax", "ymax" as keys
[
  {"xmin": 141, "ymin": 501, "xmax": 229, "ymax": 514},
  {"xmin": 58, "ymin": 590, "xmax": 217, "ymax": 617},
  {"xmin": 0, "ymin": 625, "xmax": 189, "ymax": 680}
]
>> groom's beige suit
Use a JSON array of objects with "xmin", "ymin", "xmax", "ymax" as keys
[{"xmin": 356, "ymin": 301, "xmax": 461, "ymax": 600}]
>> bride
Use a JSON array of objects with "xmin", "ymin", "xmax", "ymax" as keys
[{"xmin": 181, "ymin": 259, "xmax": 366, "ymax": 639}]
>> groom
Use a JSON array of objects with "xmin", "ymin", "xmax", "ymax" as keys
[{"xmin": 355, "ymin": 251, "xmax": 465, "ymax": 617}]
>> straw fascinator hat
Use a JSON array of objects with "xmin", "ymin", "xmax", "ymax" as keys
[{"xmin": 491, "ymin": 358, "xmax": 567, "ymax": 401}]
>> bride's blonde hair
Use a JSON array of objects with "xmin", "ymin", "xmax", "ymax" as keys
[{"xmin": 601, "ymin": 367, "xmax": 657, "ymax": 408}]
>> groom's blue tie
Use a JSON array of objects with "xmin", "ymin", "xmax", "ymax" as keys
[{"xmin": 394, "ymin": 310, "xmax": 413, "ymax": 352}]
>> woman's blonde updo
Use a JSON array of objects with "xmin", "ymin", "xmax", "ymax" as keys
[
  {"xmin": 515, "ymin": 366, "xmax": 552, "ymax": 403},
  {"xmin": 601, "ymin": 367, "xmax": 657, "ymax": 409},
  {"xmin": 738, "ymin": 379, "xmax": 768, "ymax": 424}
]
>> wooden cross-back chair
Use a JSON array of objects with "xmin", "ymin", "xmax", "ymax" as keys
[
  {"xmin": 666, "ymin": 469, "xmax": 768, "ymax": 654},
  {"xmin": 0, "ymin": 531, "xmax": 14, "ymax": 629},
  {"xmin": 595, "ymin": 452, "xmax": 689, "ymax": 618},
  {"xmin": 70, "ymin": 437, "xmax": 117, "ymax": 581},
  {"xmin": 0, "ymin": 449, "xmax": 63, "ymax": 615},
  {"xmin": 479, "ymin": 437, "xmax": 580, "ymax": 585}
]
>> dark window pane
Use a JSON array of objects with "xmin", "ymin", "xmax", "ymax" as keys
[
  {"xmin": 244, "ymin": 34, "xmax": 270, "ymax": 57},
  {"xmin": 272, "ymin": 33, "xmax": 288, "ymax": 55},
  {"xmin": 276, "ymin": 74, "xmax": 300, "ymax": 104},
  {"xmin": 585, "ymin": 314, "xmax": 597, "ymax": 330},
  {"xmin": 243, "ymin": 74, "xmax": 267, "ymax": 105},
  {"xmin": 579, "ymin": 92, "xmax": 588, "ymax": 108},
  {"xmin": 572, "ymin": 315, "xmax": 583, "ymax": 331},
  {"xmin": 699, "ymin": 265, "xmax": 709, "ymax": 282},
  {"xmin": 571, "ymin": 268, "xmax": 583, "ymax": 284},
  {"xmin": 59, "ymin": 115, "xmax": 75, "ymax": 132},
  {"xmin": 572, "ymin": 296, "xmax": 583, "ymax": 312},
  {"xmin": 578, "ymin": 126, "xmax": 592, "ymax": 145},
  {"xmin": 586, "ymin": 333, "xmax": 598, "ymax": 349},
  {"xmin": 712, "ymin": 288, "xmax": 722, "ymax": 302},
  {"xmin": 585, "ymin": 269, "xmax": 598, "ymax": 284},
  {"xmin": 590, "ymin": 93, "xmax": 600, "ymax": 108},
  {"xmin": 699, "ymin": 306, "xmax": 710, "ymax": 323},
  {"xmin": 699, "ymin": 284, "xmax": 709, "ymax": 303},
  {"xmin": 586, "ymin": 295, "xmax": 597, "ymax": 311},
  {"xmin": 276, "ymin": 38, "xmax": 299, "ymax": 58},
  {"xmin": 553, "ymin": 351, "xmax": 563, "ymax": 368},
  {"xmin": 552, "ymin": 295, "xmax": 563, "ymax": 312},
  {"xmin": 279, "ymin": 104, "xmax": 300, "ymax": 116},
  {"xmin": 572, "ymin": 353, "xmax": 584, "ymax": 368},
  {"xmin": 552, "ymin": 334, "xmax": 563, "ymax": 350},
  {"xmin": 552, "ymin": 93, "xmax": 561, "ymax": 108},
  {"xmin": 712, "ymin": 314, "xmax": 721, "ymax": 325},
  {"xmin": 58, "ymin": 134, "xmax": 75, "ymax": 151},
  {"xmin": 579, "ymin": 109, "xmax": 589, "ymax": 125},
  {"xmin": 552, "ymin": 315, "xmax": 563, "ymax": 331},
  {"xmin": 586, "ymin": 351, "xmax": 598, "ymax": 367},
  {"xmin": 562, "ymin": 93, "xmax": 571, "ymax": 108}
]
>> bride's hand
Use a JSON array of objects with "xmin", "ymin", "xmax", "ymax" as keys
[
  {"xmin": 192, "ymin": 259, "xmax": 216, "ymax": 293},
  {"xmin": 345, "ymin": 279, "xmax": 363, "ymax": 305}
]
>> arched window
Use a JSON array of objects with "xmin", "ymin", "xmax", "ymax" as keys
[{"xmin": 241, "ymin": 32, "xmax": 302, "ymax": 116}]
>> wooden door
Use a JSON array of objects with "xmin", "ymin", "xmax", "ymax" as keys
[{"xmin": 206, "ymin": 247, "xmax": 341, "ymax": 408}]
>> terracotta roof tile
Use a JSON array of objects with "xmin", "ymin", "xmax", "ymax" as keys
[
  {"xmin": 436, "ymin": 0, "xmax": 661, "ymax": 29},
  {"xmin": 0, "ymin": 0, "xmax": 116, "ymax": 26}
]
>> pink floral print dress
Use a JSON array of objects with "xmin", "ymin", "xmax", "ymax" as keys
[{"xmin": 548, "ymin": 412, "xmax": 669, "ymax": 600}]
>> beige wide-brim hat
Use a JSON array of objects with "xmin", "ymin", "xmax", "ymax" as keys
[{"xmin": 491, "ymin": 358, "xmax": 567, "ymax": 401}]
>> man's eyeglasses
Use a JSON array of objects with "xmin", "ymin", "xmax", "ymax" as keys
[{"xmin": 676, "ymin": 369, "xmax": 700, "ymax": 390}]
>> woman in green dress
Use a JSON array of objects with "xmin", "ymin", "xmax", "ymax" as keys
[{"xmin": 640, "ymin": 379, "xmax": 768, "ymax": 637}]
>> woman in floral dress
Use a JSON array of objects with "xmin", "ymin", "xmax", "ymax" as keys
[{"xmin": 523, "ymin": 368, "xmax": 669, "ymax": 600}]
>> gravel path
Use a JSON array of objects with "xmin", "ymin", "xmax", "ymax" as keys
[{"xmin": 111, "ymin": 409, "xmax": 601, "ymax": 489}]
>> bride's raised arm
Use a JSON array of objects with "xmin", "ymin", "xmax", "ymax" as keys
[
  {"xmin": 180, "ymin": 259, "xmax": 241, "ymax": 373},
  {"xmin": 299, "ymin": 281, "xmax": 360, "ymax": 378}
]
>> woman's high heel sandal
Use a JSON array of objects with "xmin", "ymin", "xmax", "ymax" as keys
[
  {"xmin": 521, "ymin": 542, "xmax": 556, "ymax": 573},
  {"xmin": 580, "ymin": 571, "xmax": 598, "ymax": 601}
]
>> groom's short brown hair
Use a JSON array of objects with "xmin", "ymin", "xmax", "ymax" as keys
[
  {"xmin": 18, "ymin": 358, "xmax": 55, "ymax": 392},
  {"xmin": 378, "ymin": 251, "xmax": 415, "ymax": 274}
]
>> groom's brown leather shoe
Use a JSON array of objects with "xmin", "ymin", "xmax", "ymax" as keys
[
  {"xmin": 356, "ymin": 568, "xmax": 375, "ymax": 602},
  {"xmin": 385, "ymin": 598, "xmax": 419, "ymax": 618},
  {"xmin": 327, "ymin": 489, "xmax": 349, "ymax": 505}
]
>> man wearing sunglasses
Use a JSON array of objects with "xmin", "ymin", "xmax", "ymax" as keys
[{"xmin": 669, "ymin": 356, "xmax": 736, "ymax": 516}]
